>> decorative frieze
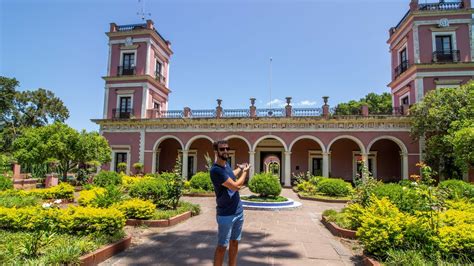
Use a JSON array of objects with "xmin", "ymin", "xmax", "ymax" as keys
[{"xmin": 95, "ymin": 117, "xmax": 411, "ymax": 132}]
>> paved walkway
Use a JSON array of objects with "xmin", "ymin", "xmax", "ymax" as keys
[{"xmin": 101, "ymin": 188, "xmax": 361, "ymax": 265}]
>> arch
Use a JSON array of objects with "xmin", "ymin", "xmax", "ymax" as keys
[
  {"xmin": 152, "ymin": 135, "xmax": 185, "ymax": 151},
  {"xmin": 327, "ymin": 135, "xmax": 366, "ymax": 154},
  {"xmin": 288, "ymin": 135, "xmax": 326, "ymax": 153},
  {"xmin": 185, "ymin": 135, "xmax": 214, "ymax": 150},
  {"xmin": 367, "ymin": 135, "xmax": 408, "ymax": 154},
  {"xmin": 252, "ymin": 135, "xmax": 288, "ymax": 152},
  {"xmin": 224, "ymin": 135, "xmax": 252, "ymax": 151}
]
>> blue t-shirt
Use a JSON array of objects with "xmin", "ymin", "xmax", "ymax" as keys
[{"xmin": 210, "ymin": 162, "xmax": 243, "ymax": 216}]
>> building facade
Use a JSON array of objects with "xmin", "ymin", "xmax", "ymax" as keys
[{"xmin": 93, "ymin": 0, "xmax": 474, "ymax": 186}]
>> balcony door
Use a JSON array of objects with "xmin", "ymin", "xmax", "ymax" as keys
[
  {"xmin": 119, "ymin": 96, "xmax": 132, "ymax": 118},
  {"xmin": 122, "ymin": 53, "xmax": 135, "ymax": 75},
  {"xmin": 435, "ymin": 35, "xmax": 455, "ymax": 62}
]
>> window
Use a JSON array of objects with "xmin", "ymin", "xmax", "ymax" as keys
[
  {"xmin": 401, "ymin": 96, "xmax": 409, "ymax": 105},
  {"xmin": 436, "ymin": 35, "xmax": 452, "ymax": 52},
  {"xmin": 311, "ymin": 157, "xmax": 323, "ymax": 176},
  {"xmin": 118, "ymin": 96, "xmax": 132, "ymax": 118},
  {"xmin": 153, "ymin": 101, "xmax": 160, "ymax": 110},
  {"xmin": 155, "ymin": 60, "xmax": 162, "ymax": 76},
  {"xmin": 399, "ymin": 48, "xmax": 407, "ymax": 64},
  {"xmin": 121, "ymin": 53, "xmax": 135, "ymax": 75},
  {"xmin": 187, "ymin": 155, "xmax": 194, "ymax": 179},
  {"xmin": 114, "ymin": 152, "xmax": 127, "ymax": 172}
]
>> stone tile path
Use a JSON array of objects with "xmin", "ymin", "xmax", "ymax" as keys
[{"xmin": 101, "ymin": 188, "xmax": 362, "ymax": 265}]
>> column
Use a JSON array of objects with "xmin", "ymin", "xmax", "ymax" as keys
[
  {"xmin": 139, "ymin": 129, "xmax": 145, "ymax": 164},
  {"xmin": 322, "ymin": 152, "xmax": 330, "ymax": 177},
  {"xmin": 401, "ymin": 152, "xmax": 409, "ymax": 180},
  {"xmin": 284, "ymin": 151, "xmax": 291, "ymax": 187},
  {"xmin": 249, "ymin": 151, "xmax": 256, "ymax": 179},
  {"xmin": 182, "ymin": 150, "xmax": 189, "ymax": 180}
]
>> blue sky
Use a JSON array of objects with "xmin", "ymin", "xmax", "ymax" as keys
[{"xmin": 1, "ymin": 0, "xmax": 410, "ymax": 132}]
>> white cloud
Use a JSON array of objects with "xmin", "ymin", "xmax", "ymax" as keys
[
  {"xmin": 265, "ymin": 98, "xmax": 286, "ymax": 107},
  {"xmin": 297, "ymin": 100, "xmax": 317, "ymax": 106}
]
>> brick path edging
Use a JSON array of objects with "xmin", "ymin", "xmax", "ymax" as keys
[
  {"xmin": 362, "ymin": 255, "xmax": 381, "ymax": 266},
  {"xmin": 126, "ymin": 211, "xmax": 192, "ymax": 227},
  {"xmin": 79, "ymin": 235, "xmax": 132, "ymax": 265},
  {"xmin": 321, "ymin": 216, "xmax": 357, "ymax": 239}
]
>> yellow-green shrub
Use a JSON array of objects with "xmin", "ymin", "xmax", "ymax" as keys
[
  {"xmin": 26, "ymin": 183, "xmax": 75, "ymax": 200},
  {"xmin": 0, "ymin": 205, "xmax": 125, "ymax": 235},
  {"xmin": 77, "ymin": 187, "xmax": 106, "ymax": 207},
  {"xmin": 357, "ymin": 197, "xmax": 406, "ymax": 257},
  {"xmin": 439, "ymin": 209, "xmax": 474, "ymax": 226},
  {"xmin": 445, "ymin": 199, "xmax": 474, "ymax": 212},
  {"xmin": 114, "ymin": 198, "xmax": 155, "ymax": 219},
  {"xmin": 297, "ymin": 181, "xmax": 316, "ymax": 193},
  {"xmin": 62, "ymin": 206, "xmax": 125, "ymax": 235},
  {"xmin": 436, "ymin": 223, "xmax": 474, "ymax": 254},
  {"xmin": 345, "ymin": 203, "xmax": 365, "ymax": 230},
  {"xmin": 121, "ymin": 175, "xmax": 141, "ymax": 189}
]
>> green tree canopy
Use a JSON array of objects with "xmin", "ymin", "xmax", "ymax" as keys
[
  {"xmin": 410, "ymin": 82, "xmax": 474, "ymax": 178},
  {"xmin": 334, "ymin": 92, "xmax": 392, "ymax": 115},
  {"xmin": 13, "ymin": 122, "xmax": 111, "ymax": 180},
  {"xmin": 0, "ymin": 76, "xmax": 69, "ymax": 153}
]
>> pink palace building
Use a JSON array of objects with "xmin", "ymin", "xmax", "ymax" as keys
[{"xmin": 93, "ymin": 0, "xmax": 474, "ymax": 185}]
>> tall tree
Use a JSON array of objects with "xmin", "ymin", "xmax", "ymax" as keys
[
  {"xmin": 13, "ymin": 122, "xmax": 111, "ymax": 180},
  {"xmin": 410, "ymin": 82, "xmax": 474, "ymax": 178},
  {"xmin": 334, "ymin": 92, "xmax": 392, "ymax": 115},
  {"xmin": 0, "ymin": 76, "xmax": 69, "ymax": 153}
]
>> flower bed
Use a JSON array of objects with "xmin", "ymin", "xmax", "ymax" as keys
[
  {"xmin": 297, "ymin": 192, "xmax": 350, "ymax": 203},
  {"xmin": 322, "ymin": 163, "xmax": 474, "ymax": 265},
  {"xmin": 241, "ymin": 195, "xmax": 288, "ymax": 202}
]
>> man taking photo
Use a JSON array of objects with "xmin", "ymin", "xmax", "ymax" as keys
[{"xmin": 210, "ymin": 139, "xmax": 251, "ymax": 266}]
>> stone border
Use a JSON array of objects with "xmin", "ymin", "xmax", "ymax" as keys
[
  {"xmin": 79, "ymin": 235, "xmax": 131, "ymax": 265},
  {"xmin": 321, "ymin": 216, "xmax": 357, "ymax": 239},
  {"xmin": 297, "ymin": 193, "xmax": 350, "ymax": 203},
  {"xmin": 362, "ymin": 255, "xmax": 381, "ymax": 266},
  {"xmin": 126, "ymin": 211, "xmax": 192, "ymax": 227}
]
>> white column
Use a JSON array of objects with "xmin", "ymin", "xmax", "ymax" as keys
[
  {"xmin": 361, "ymin": 153, "xmax": 369, "ymax": 169},
  {"xmin": 141, "ymin": 84, "xmax": 149, "ymax": 119},
  {"xmin": 322, "ymin": 152, "xmax": 330, "ymax": 177},
  {"xmin": 401, "ymin": 152, "xmax": 409, "ymax": 180},
  {"xmin": 249, "ymin": 151, "xmax": 255, "ymax": 179},
  {"xmin": 145, "ymin": 41, "xmax": 151, "ymax": 75},
  {"xmin": 139, "ymin": 129, "xmax": 145, "ymax": 164},
  {"xmin": 103, "ymin": 86, "xmax": 109, "ymax": 119},
  {"xmin": 284, "ymin": 151, "xmax": 291, "ymax": 187},
  {"xmin": 182, "ymin": 150, "xmax": 189, "ymax": 180},
  {"xmin": 415, "ymin": 77, "xmax": 424, "ymax": 103}
]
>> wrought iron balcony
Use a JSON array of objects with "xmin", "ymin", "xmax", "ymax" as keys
[
  {"xmin": 418, "ymin": 1, "xmax": 463, "ymax": 11},
  {"xmin": 155, "ymin": 71, "xmax": 166, "ymax": 84},
  {"xmin": 112, "ymin": 108, "xmax": 134, "ymax": 119},
  {"xmin": 117, "ymin": 66, "xmax": 136, "ymax": 76},
  {"xmin": 394, "ymin": 60, "xmax": 410, "ymax": 78},
  {"xmin": 432, "ymin": 50, "xmax": 460, "ymax": 63}
]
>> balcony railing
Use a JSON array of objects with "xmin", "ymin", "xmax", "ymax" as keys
[
  {"xmin": 419, "ymin": 1, "xmax": 463, "ymax": 11},
  {"xmin": 432, "ymin": 50, "xmax": 460, "ymax": 63},
  {"xmin": 222, "ymin": 109, "xmax": 250, "ymax": 118},
  {"xmin": 116, "ymin": 23, "xmax": 147, "ymax": 32},
  {"xmin": 112, "ymin": 108, "xmax": 134, "ymax": 119},
  {"xmin": 394, "ymin": 60, "xmax": 410, "ymax": 78},
  {"xmin": 117, "ymin": 66, "xmax": 136, "ymax": 76},
  {"xmin": 155, "ymin": 71, "xmax": 166, "ymax": 84},
  {"xmin": 292, "ymin": 108, "xmax": 323, "ymax": 117},
  {"xmin": 190, "ymin": 109, "xmax": 216, "ymax": 118}
]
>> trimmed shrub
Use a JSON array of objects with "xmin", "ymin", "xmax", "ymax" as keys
[
  {"xmin": 189, "ymin": 172, "xmax": 213, "ymax": 191},
  {"xmin": 25, "ymin": 183, "xmax": 75, "ymax": 200},
  {"xmin": 0, "ymin": 191, "xmax": 40, "ymax": 208},
  {"xmin": 121, "ymin": 175, "xmax": 142, "ymax": 190},
  {"xmin": 157, "ymin": 172, "xmax": 176, "ymax": 181},
  {"xmin": 248, "ymin": 173, "xmax": 281, "ymax": 197},
  {"xmin": 296, "ymin": 181, "xmax": 316, "ymax": 193},
  {"xmin": 357, "ymin": 198, "xmax": 407, "ymax": 257},
  {"xmin": 0, "ymin": 175, "xmax": 13, "ymax": 191},
  {"xmin": 129, "ymin": 177, "xmax": 167, "ymax": 205},
  {"xmin": 78, "ymin": 187, "xmax": 106, "ymax": 207},
  {"xmin": 316, "ymin": 178, "xmax": 352, "ymax": 197},
  {"xmin": 93, "ymin": 171, "xmax": 122, "ymax": 187},
  {"xmin": 0, "ymin": 206, "xmax": 125, "ymax": 235},
  {"xmin": 439, "ymin": 179, "xmax": 474, "ymax": 200},
  {"xmin": 114, "ymin": 198, "xmax": 155, "ymax": 219}
]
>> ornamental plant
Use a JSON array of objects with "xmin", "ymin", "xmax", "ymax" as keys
[
  {"xmin": 113, "ymin": 198, "xmax": 155, "ymax": 219},
  {"xmin": 316, "ymin": 178, "xmax": 353, "ymax": 197},
  {"xmin": 93, "ymin": 171, "xmax": 122, "ymax": 187},
  {"xmin": 132, "ymin": 162, "xmax": 144, "ymax": 175},
  {"xmin": 189, "ymin": 172, "xmax": 213, "ymax": 191},
  {"xmin": 248, "ymin": 172, "xmax": 282, "ymax": 197},
  {"xmin": 0, "ymin": 175, "xmax": 13, "ymax": 191}
]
